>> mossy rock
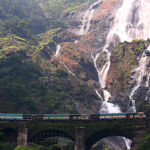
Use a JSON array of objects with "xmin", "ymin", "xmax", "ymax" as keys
[{"xmin": 14, "ymin": 146, "xmax": 35, "ymax": 150}]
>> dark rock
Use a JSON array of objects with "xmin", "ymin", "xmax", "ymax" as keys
[
  {"xmin": 132, "ymin": 86, "xmax": 149, "ymax": 102},
  {"xmin": 79, "ymin": 58, "xmax": 99, "ymax": 82},
  {"xmin": 91, "ymin": 136, "xmax": 127, "ymax": 150},
  {"xmin": 145, "ymin": 50, "xmax": 150, "ymax": 56}
]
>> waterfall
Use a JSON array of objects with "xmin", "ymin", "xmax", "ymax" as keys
[
  {"xmin": 71, "ymin": 0, "xmax": 150, "ymax": 149},
  {"xmin": 99, "ymin": 101, "xmax": 121, "ymax": 114},
  {"xmin": 92, "ymin": 0, "xmax": 150, "ymax": 113},
  {"xmin": 55, "ymin": 44, "xmax": 61, "ymax": 57},
  {"xmin": 123, "ymin": 137, "xmax": 132, "ymax": 150},
  {"xmin": 59, "ymin": 60, "xmax": 75, "ymax": 76},
  {"xmin": 129, "ymin": 45, "xmax": 150, "ymax": 111},
  {"xmin": 77, "ymin": 0, "xmax": 102, "ymax": 35},
  {"xmin": 55, "ymin": 45, "xmax": 75, "ymax": 76},
  {"xmin": 92, "ymin": 1, "xmax": 150, "ymax": 148}
]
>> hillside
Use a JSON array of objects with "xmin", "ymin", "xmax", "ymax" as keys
[
  {"xmin": 0, "ymin": 0, "xmax": 150, "ymax": 126},
  {"xmin": 1, "ymin": 0, "xmax": 150, "ymax": 149},
  {"xmin": 0, "ymin": 0, "xmax": 93, "ymax": 40},
  {"xmin": 0, "ymin": 0, "xmax": 100, "ymax": 114}
]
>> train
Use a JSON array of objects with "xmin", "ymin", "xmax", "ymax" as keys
[{"xmin": 0, "ymin": 112, "xmax": 145, "ymax": 121}]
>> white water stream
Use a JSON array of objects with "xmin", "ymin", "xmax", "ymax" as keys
[
  {"xmin": 123, "ymin": 137, "xmax": 132, "ymax": 150},
  {"xmin": 129, "ymin": 45, "xmax": 150, "ymax": 112},
  {"xmin": 77, "ymin": 0, "xmax": 102, "ymax": 35},
  {"xmin": 55, "ymin": 0, "xmax": 150, "ymax": 148},
  {"xmin": 55, "ymin": 44, "xmax": 61, "ymax": 57},
  {"xmin": 55, "ymin": 45, "xmax": 75, "ymax": 76},
  {"xmin": 90, "ymin": 0, "xmax": 150, "ymax": 149},
  {"xmin": 60, "ymin": 61, "xmax": 75, "ymax": 76},
  {"xmin": 92, "ymin": 0, "xmax": 150, "ymax": 112}
]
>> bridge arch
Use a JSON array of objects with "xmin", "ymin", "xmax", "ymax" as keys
[
  {"xmin": 85, "ymin": 129, "xmax": 132, "ymax": 150},
  {"xmin": 28, "ymin": 129, "xmax": 74, "ymax": 146},
  {"xmin": 1, "ymin": 127, "xmax": 17, "ymax": 143}
]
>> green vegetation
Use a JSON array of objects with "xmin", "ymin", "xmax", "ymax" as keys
[
  {"xmin": 39, "ymin": 0, "xmax": 92, "ymax": 18},
  {"xmin": 0, "ymin": 35, "xmax": 29, "ymax": 57},
  {"xmin": 138, "ymin": 133, "xmax": 150, "ymax": 150},
  {"xmin": 91, "ymin": 139, "xmax": 111, "ymax": 150},
  {"xmin": 14, "ymin": 146, "xmax": 36, "ymax": 150},
  {"xmin": 0, "ymin": 142, "xmax": 16, "ymax": 150},
  {"xmin": 108, "ymin": 40, "xmax": 149, "ymax": 97},
  {"xmin": 0, "ymin": 0, "xmax": 98, "ymax": 114},
  {"xmin": 0, "ymin": 0, "xmax": 93, "ymax": 41},
  {"xmin": 0, "ymin": 0, "xmax": 49, "ymax": 40},
  {"xmin": 0, "ymin": 132, "xmax": 4, "ymax": 141},
  {"xmin": 0, "ymin": 53, "xmax": 97, "ymax": 113}
]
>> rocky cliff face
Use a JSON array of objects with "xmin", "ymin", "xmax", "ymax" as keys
[
  {"xmin": 51, "ymin": 1, "xmax": 150, "ymax": 148},
  {"xmin": 54, "ymin": 0, "xmax": 150, "ymax": 115},
  {"xmin": 1, "ymin": 0, "xmax": 150, "ymax": 149},
  {"xmin": 1, "ymin": 0, "xmax": 150, "ymax": 114}
]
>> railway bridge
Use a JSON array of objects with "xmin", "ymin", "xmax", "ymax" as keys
[{"xmin": 0, "ymin": 118, "xmax": 148, "ymax": 150}]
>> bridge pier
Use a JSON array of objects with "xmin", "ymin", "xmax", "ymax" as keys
[
  {"xmin": 131, "ymin": 119, "xmax": 146, "ymax": 150},
  {"xmin": 17, "ymin": 123, "xmax": 28, "ymax": 146},
  {"xmin": 74, "ymin": 127, "xmax": 85, "ymax": 150}
]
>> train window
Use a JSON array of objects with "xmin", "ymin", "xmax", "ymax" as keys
[{"xmin": 138, "ymin": 112, "xmax": 144, "ymax": 116}]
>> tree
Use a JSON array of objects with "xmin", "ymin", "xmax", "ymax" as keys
[{"xmin": 0, "ymin": 132, "xmax": 4, "ymax": 142}]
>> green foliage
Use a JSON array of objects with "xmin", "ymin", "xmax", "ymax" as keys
[
  {"xmin": 0, "ymin": 0, "xmax": 98, "ymax": 114},
  {"xmin": 109, "ymin": 40, "xmax": 149, "ymax": 96},
  {"xmin": 91, "ymin": 139, "xmax": 111, "ymax": 150},
  {"xmin": 138, "ymin": 133, "xmax": 150, "ymax": 150},
  {"xmin": 14, "ymin": 146, "xmax": 34, "ymax": 150},
  {"xmin": 14, "ymin": 145, "xmax": 53, "ymax": 150},
  {"xmin": 0, "ymin": 132, "xmax": 4, "ymax": 141},
  {"xmin": 0, "ymin": 0, "xmax": 94, "ymax": 41},
  {"xmin": 0, "ymin": 53, "xmax": 96, "ymax": 113},
  {"xmin": 0, "ymin": 142, "xmax": 16, "ymax": 150},
  {"xmin": 0, "ymin": 0, "xmax": 48, "ymax": 39},
  {"xmin": 0, "ymin": 35, "xmax": 30, "ymax": 57},
  {"xmin": 38, "ymin": 0, "xmax": 92, "ymax": 22}
]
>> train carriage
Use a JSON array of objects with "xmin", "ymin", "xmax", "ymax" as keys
[
  {"xmin": 23, "ymin": 114, "xmax": 32, "ymax": 120},
  {"xmin": 70, "ymin": 114, "xmax": 89, "ymax": 120},
  {"xmin": 0, "ymin": 114, "xmax": 23, "ymax": 120},
  {"xmin": 90, "ymin": 113, "xmax": 127, "ymax": 120},
  {"xmin": 32, "ymin": 114, "xmax": 44, "ymax": 120},
  {"xmin": 0, "ymin": 112, "xmax": 146, "ymax": 121},
  {"xmin": 43, "ymin": 114, "xmax": 70, "ymax": 120}
]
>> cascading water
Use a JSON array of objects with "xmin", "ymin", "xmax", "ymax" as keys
[
  {"xmin": 55, "ymin": 44, "xmax": 61, "ymax": 57},
  {"xmin": 77, "ymin": 0, "xmax": 102, "ymax": 35},
  {"xmin": 60, "ymin": 61, "xmax": 75, "ymax": 76},
  {"xmin": 92, "ymin": 0, "xmax": 150, "ymax": 114},
  {"xmin": 55, "ymin": 45, "xmax": 75, "ymax": 76},
  {"xmin": 123, "ymin": 137, "xmax": 132, "ymax": 150},
  {"xmin": 92, "ymin": 0, "xmax": 150, "ymax": 148},
  {"xmin": 129, "ymin": 45, "xmax": 150, "ymax": 112}
]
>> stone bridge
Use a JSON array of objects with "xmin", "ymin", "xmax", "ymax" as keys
[{"xmin": 0, "ymin": 118, "xmax": 148, "ymax": 150}]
